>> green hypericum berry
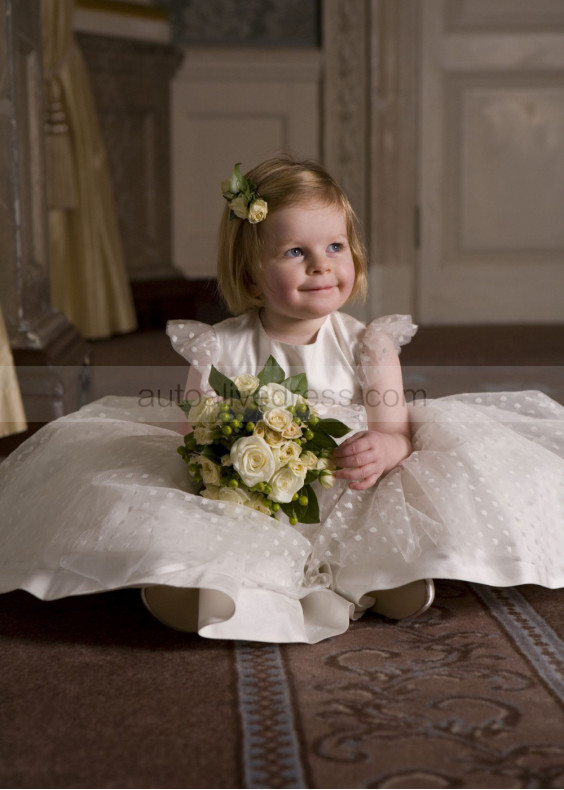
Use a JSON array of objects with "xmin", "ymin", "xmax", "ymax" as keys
[
  {"xmin": 308, "ymin": 414, "xmax": 319, "ymax": 425},
  {"xmin": 296, "ymin": 403, "xmax": 308, "ymax": 416},
  {"xmin": 287, "ymin": 405, "xmax": 296, "ymax": 414},
  {"xmin": 271, "ymin": 502, "xmax": 280, "ymax": 512},
  {"xmin": 264, "ymin": 483, "xmax": 272, "ymax": 495},
  {"xmin": 228, "ymin": 478, "xmax": 239, "ymax": 488},
  {"xmin": 292, "ymin": 492, "xmax": 299, "ymax": 501},
  {"xmin": 298, "ymin": 495, "xmax": 308, "ymax": 507},
  {"xmin": 304, "ymin": 430, "xmax": 314, "ymax": 441},
  {"xmin": 231, "ymin": 420, "xmax": 241, "ymax": 431},
  {"xmin": 220, "ymin": 411, "xmax": 232, "ymax": 422},
  {"xmin": 289, "ymin": 515, "xmax": 298, "ymax": 526},
  {"xmin": 219, "ymin": 402, "xmax": 231, "ymax": 412},
  {"xmin": 221, "ymin": 425, "xmax": 232, "ymax": 436},
  {"xmin": 246, "ymin": 421, "xmax": 256, "ymax": 432}
]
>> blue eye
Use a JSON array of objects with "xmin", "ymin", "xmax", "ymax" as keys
[
  {"xmin": 285, "ymin": 247, "xmax": 303, "ymax": 258},
  {"xmin": 328, "ymin": 242, "xmax": 343, "ymax": 253}
]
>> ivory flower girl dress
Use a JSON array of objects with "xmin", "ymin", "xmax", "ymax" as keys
[{"xmin": 1, "ymin": 312, "xmax": 563, "ymax": 643}]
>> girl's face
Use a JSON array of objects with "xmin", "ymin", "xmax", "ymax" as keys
[{"xmin": 252, "ymin": 201, "xmax": 356, "ymax": 343}]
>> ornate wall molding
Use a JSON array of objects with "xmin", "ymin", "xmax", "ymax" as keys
[
  {"xmin": 323, "ymin": 0, "xmax": 370, "ymax": 238},
  {"xmin": 323, "ymin": 0, "xmax": 420, "ymax": 317}
]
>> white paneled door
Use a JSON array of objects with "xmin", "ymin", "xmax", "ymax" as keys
[{"xmin": 419, "ymin": 0, "xmax": 564, "ymax": 323}]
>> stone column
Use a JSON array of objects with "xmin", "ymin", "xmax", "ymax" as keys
[{"xmin": 0, "ymin": 0, "xmax": 89, "ymax": 449}]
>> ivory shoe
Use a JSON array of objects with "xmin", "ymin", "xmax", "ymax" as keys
[
  {"xmin": 369, "ymin": 579, "xmax": 435, "ymax": 620},
  {"xmin": 141, "ymin": 586, "xmax": 200, "ymax": 632}
]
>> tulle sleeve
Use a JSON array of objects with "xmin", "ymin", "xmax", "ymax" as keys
[
  {"xmin": 358, "ymin": 315, "xmax": 417, "ymax": 387},
  {"xmin": 362, "ymin": 314, "xmax": 417, "ymax": 356},
  {"xmin": 166, "ymin": 320, "xmax": 218, "ymax": 399},
  {"xmin": 166, "ymin": 320, "xmax": 218, "ymax": 367}
]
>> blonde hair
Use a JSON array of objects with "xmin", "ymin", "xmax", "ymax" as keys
[{"xmin": 217, "ymin": 156, "xmax": 368, "ymax": 315}]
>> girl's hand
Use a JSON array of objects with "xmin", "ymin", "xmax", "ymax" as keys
[{"xmin": 333, "ymin": 430, "xmax": 412, "ymax": 490}]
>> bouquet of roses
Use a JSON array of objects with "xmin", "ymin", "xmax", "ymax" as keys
[{"xmin": 177, "ymin": 356, "xmax": 350, "ymax": 525}]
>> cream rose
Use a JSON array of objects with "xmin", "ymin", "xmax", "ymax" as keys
[
  {"xmin": 248, "ymin": 198, "xmax": 268, "ymax": 224},
  {"xmin": 217, "ymin": 486, "xmax": 250, "ymax": 505},
  {"xmin": 247, "ymin": 492, "xmax": 272, "ymax": 515},
  {"xmin": 282, "ymin": 421, "xmax": 303, "ymax": 440},
  {"xmin": 300, "ymin": 450, "xmax": 318, "ymax": 469},
  {"xmin": 232, "ymin": 373, "xmax": 260, "ymax": 399},
  {"xmin": 194, "ymin": 425, "xmax": 215, "ymax": 445},
  {"xmin": 257, "ymin": 383, "xmax": 299, "ymax": 412},
  {"xmin": 319, "ymin": 469, "xmax": 337, "ymax": 489},
  {"xmin": 187, "ymin": 396, "xmax": 220, "ymax": 426},
  {"xmin": 263, "ymin": 407, "xmax": 294, "ymax": 434},
  {"xmin": 269, "ymin": 466, "xmax": 306, "ymax": 504},
  {"xmin": 200, "ymin": 457, "xmax": 221, "ymax": 486},
  {"xmin": 230, "ymin": 434, "xmax": 276, "ymax": 487},
  {"xmin": 288, "ymin": 457, "xmax": 310, "ymax": 478},
  {"xmin": 228, "ymin": 194, "xmax": 249, "ymax": 219},
  {"xmin": 272, "ymin": 441, "xmax": 302, "ymax": 470},
  {"xmin": 201, "ymin": 485, "xmax": 220, "ymax": 500}
]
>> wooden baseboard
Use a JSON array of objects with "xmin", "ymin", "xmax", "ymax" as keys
[{"xmin": 131, "ymin": 278, "xmax": 230, "ymax": 331}]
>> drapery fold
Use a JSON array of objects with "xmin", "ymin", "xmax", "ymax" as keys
[
  {"xmin": 42, "ymin": 0, "xmax": 137, "ymax": 339},
  {"xmin": 0, "ymin": 308, "xmax": 27, "ymax": 438}
]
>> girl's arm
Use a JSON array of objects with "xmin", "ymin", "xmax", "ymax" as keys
[{"xmin": 332, "ymin": 333, "xmax": 411, "ymax": 490}]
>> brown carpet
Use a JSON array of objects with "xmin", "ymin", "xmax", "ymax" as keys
[
  {"xmin": 1, "ymin": 582, "xmax": 563, "ymax": 788},
  {"xmin": 2, "ymin": 322, "xmax": 564, "ymax": 788}
]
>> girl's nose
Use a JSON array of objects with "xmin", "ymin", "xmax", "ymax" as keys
[{"xmin": 307, "ymin": 253, "xmax": 331, "ymax": 273}]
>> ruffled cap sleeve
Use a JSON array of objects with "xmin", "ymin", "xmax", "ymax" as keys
[
  {"xmin": 362, "ymin": 314, "xmax": 417, "ymax": 356},
  {"xmin": 166, "ymin": 320, "xmax": 218, "ymax": 366},
  {"xmin": 358, "ymin": 315, "xmax": 417, "ymax": 383}
]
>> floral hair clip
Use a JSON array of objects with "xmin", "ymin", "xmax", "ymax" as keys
[{"xmin": 221, "ymin": 163, "xmax": 268, "ymax": 224}]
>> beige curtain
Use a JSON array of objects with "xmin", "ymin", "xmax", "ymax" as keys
[
  {"xmin": 0, "ymin": 308, "xmax": 27, "ymax": 438},
  {"xmin": 42, "ymin": 0, "xmax": 137, "ymax": 339}
]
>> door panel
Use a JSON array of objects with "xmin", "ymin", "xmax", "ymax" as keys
[{"xmin": 419, "ymin": 0, "xmax": 564, "ymax": 323}]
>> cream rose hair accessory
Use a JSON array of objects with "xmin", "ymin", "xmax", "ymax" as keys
[{"xmin": 221, "ymin": 163, "xmax": 268, "ymax": 224}]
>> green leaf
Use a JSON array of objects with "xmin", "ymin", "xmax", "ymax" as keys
[
  {"xmin": 209, "ymin": 365, "xmax": 241, "ymax": 400},
  {"xmin": 280, "ymin": 485, "xmax": 320, "ymax": 524},
  {"xmin": 307, "ymin": 431, "xmax": 337, "ymax": 450},
  {"xmin": 257, "ymin": 355, "xmax": 286, "ymax": 387},
  {"xmin": 315, "ymin": 417, "xmax": 351, "ymax": 438},
  {"xmin": 281, "ymin": 373, "xmax": 309, "ymax": 397}
]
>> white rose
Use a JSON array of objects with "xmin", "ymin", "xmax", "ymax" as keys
[
  {"xmin": 217, "ymin": 486, "xmax": 250, "ymax": 505},
  {"xmin": 263, "ymin": 426, "xmax": 287, "ymax": 447},
  {"xmin": 316, "ymin": 456, "xmax": 336, "ymax": 471},
  {"xmin": 232, "ymin": 374, "xmax": 260, "ymax": 399},
  {"xmin": 248, "ymin": 198, "xmax": 268, "ymax": 224},
  {"xmin": 194, "ymin": 425, "xmax": 215, "ymax": 445},
  {"xmin": 288, "ymin": 457, "xmax": 309, "ymax": 478},
  {"xmin": 257, "ymin": 383, "xmax": 299, "ymax": 412},
  {"xmin": 230, "ymin": 434, "xmax": 276, "ymax": 487},
  {"xmin": 228, "ymin": 194, "xmax": 249, "ymax": 219},
  {"xmin": 282, "ymin": 421, "xmax": 303, "ymax": 440},
  {"xmin": 263, "ymin": 407, "xmax": 294, "ymax": 434},
  {"xmin": 247, "ymin": 492, "xmax": 272, "ymax": 515},
  {"xmin": 188, "ymin": 396, "xmax": 220, "ymax": 427},
  {"xmin": 201, "ymin": 485, "xmax": 220, "ymax": 500},
  {"xmin": 300, "ymin": 450, "xmax": 318, "ymax": 469},
  {"xmin": 272, "ymin": 441, "xmax": 302, "ymax": 470},
  {"xmin": 269, "ymin": 466, "xmax": 306, "ymax": 503},
  {"xmin": 319, "ymin": 469, "xmax": 337, "ymax": 489},
  {"xmin": 200, "ymin": 457, "xmax": 221, "ymax": 486}
]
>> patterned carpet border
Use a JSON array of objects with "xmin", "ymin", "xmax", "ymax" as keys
[
  {"xmin": 471, "ymin": 584, "xmax": 564, "ymax": 701},
  {"xmin": 235, "ymin": 641, "xmax": 306, "ymax": 789}
]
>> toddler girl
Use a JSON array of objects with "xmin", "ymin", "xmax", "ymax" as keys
[{"xmin": 1, "ymin": 156, "xmax": 563, "ymax": 644}]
